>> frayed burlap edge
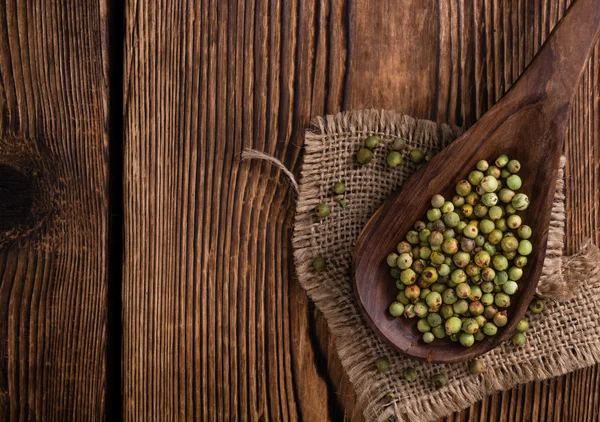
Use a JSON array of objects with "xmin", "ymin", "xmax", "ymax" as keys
[{"xmin": 292, "ymin": 109, "xmax": 600, "ymax": 422}]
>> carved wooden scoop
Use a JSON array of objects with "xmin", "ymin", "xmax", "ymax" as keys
[{"xmin": 353, "ymin": 0, "xmax": 600, "ymax": 363}]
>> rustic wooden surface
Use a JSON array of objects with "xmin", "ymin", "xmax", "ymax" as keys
[
  {"xmin": 0, "ymin": 0, "xmax": 110, "ymax": 420},
  {"xmin": 1, "ymin": 0, "xmax": 596, "ymax": 421},
  {"xmin": 122, "ymin": 0, "xmax": 600, "ymax": 420}
]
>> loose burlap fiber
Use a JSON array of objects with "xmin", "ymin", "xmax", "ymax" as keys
[{"xmin": 292, "ymin": 109, "xmax": 600, "ymax": 422}]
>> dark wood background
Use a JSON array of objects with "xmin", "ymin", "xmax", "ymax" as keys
[{"xmin": 1, "ymin": 0, "xmax": 599, "ymax": 420}]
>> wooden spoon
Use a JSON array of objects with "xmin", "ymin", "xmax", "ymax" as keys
[{"xmin": 353, "ymin": 0, "xmax": 600, "ymax": 363}]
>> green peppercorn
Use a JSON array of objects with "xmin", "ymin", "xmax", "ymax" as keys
[
  {"xmin": 465, "ymin": 284, "xmax": 481, "ymax": 300},
  {"xmin": 517, "ymin": 319, "xmax": 530, "ymax": 333},
  {"xmin": 517, "ymin": 225, "xmax": 532, "ymax": 240},
  {"xmin": 505, "ymin": 203, "xmax": 517, "ymax": 215},
  {"xmin": 356, "ymin": 148, "xmax": 374, "ymax": 165},
  {"xmin": 391, "ymin": 268, "xmax": 401, "ymax": 280},
  {"xmin": 443, "ymin": 212, "xmax": 461, "ymax": 229},
  {"xmin": 479, "ymin": 293, "xmax": 493, "ymax": 306},
  {"xmin": 392, "ymin": 138, "xmax": 406, "ymax": 150},
  {"xmin": 406, "ymin": 230, "xmax": 419, "ymax": 244},
  {"xmin": 465, "ymin": 262, "xmax": 480, "ymax": 277},
  {"xmin": 481, "ymin": 192, "xmax": 498, "ymax": 207},
  {"xmin": 483, "ymin": 305, "xmax": 498, "ymax": 320},
  {"xmin": 432, "ymin": 324, "xmax": 446, "ymax": 339},
  {"xmin": 413, "ymin": 301, "xmax": 427, "ymax": 317},
  {"xmin": 403, "ymin": 304, "xmax": 416, "ymax": 318},
  {"xmin": 487, "ymin": 165, "xmax": 501, "ymax": 178},
  {"xmin": 483, "ymin": 322, "xmax": 498, "ymax": 336},
  {"xmin": 423, "ymin": 332, "xmax": 435, "ymax": 343},
  {"xmin": 453, "ymin": 251, "xmax": 471, "ymax": 268},
  {"xmin": 445, "ymin": 316, "xmax": 463, "ymax": 335},
  {"xmin": 495, "ymin": 292, "xmax": 511, "ymax": 308},
  {"xmin": 431, "ymin": 282, "xmax": 446, "ymax": 293},
  {"xmin": 413, "ymin": 259, "xmax": 426, "ymax": 274},
  {"xmin": 501, "ymin": 169, "xmax": 511, "ymax": 179},
  {"xmin": 507, "ymin": 159, "xmax": 521, "ymax": 173},
  {"xmin": 495, "ymin": 218, "xmax": 508, "ymax": 232},
  {"xmin": 365, "ymin": 135, "xmax": 380, "ymax": 150},
  {"xmin": 469, "ymin": 301, "xmax": 485, "ymax": 316},
  {"xmin": 498, "ymin": 188, "xmax": 515, "ymax": 203},
  {"xmin": 427, "ymin": 312, "xmax": 443, "ymax": 328},
  {"xmin": 431, "ymin": 373, "xmax": 448, "ymax": 388},
  {"xmin": 404, "ymin": 367, "xmax": 418, "ymax": 381},
  {"xmin": 455, "ymin": 180, "xmax": 472, "ymax": 196},
  {"xmin": 474, "ymin": 330, "xmax": 486, "ymax": 341},
  {"xmin": 397, "ymin": 241, "xmax": 412, "ymax": 254},
  {"xmin": 400, "ymin": 269, "xmax": 417, "ymax": 285},
  {"xmin": 425, "ymin": 291, "xmax": 442, "ymax": 309},
  {"xmin": 478, "ymin": 219, "xmax": 494, "ymax": 235},
  {"xmin": 452, "ymin": 195, "xmax": 466, "ymax": 207},
  {"xmin": 511, "ymin": 333, "xmax": 526, "ymax": 347},
  {"xmin": 507, "ymin": 267, "xmax": 523, "ymax": 281},
  {"xmin": 435, "ymin": 264, "xmax": 449, "ymax": 277},
  {"xmin": 500, "ymin": 236, "xmax": 519, "ymax": 253},
  {"xmin": 506, "ymin": 214, "xmax": 521, "ymax": 229},
  {"xmin": 456, "ymin": 221, "xmax": 468, "ymax": 233},
  {"xmin": 512, "ymin": 192, "xmax": 529, "ymax": 210},
  {"xmin": 312, "ymin": 256, "xmax": 327, "ymax": 272},
  {"xmin": 493, "ymin": 310, "xmax": 508, "ymax": 327},
  {"xmin": 455, "ymin": 284, "xmax": 470, "ymax": 300},
  {"xmin": 495, "ymin": 154, "xmax": 509, "ymax": 168},
  {"xmin": 468, "ymin": 170, "xmax": 485, "ymax": 186},
  {"xmin": 417, "ymin": 318, "xmax": 431, "ymax": 333},
  {"xmin": 406, "ymin": 285, "xmax": 421, "ymax": 301},
  {"xmin": 492, "ymin": 255, "xmax": 509, "ymax": 271},
  {"xmin": 495, "ymin": 271, "xmax": 509, "ymax": 285},
  {"xmin": 480, "ymin": 175, "xmax": 499, "ymax": 193},
  {"xmin": 389, "ymin": 301, "xmax": 405, "ymax": 316},
  {"xmin": 333, "ymin": 182, "xmax": 346, "ymax": 195},
  {"xmin": 315, "ymin": 203, "xmax": 331, "ymax": 217},
  {"xmin": 460, "ymin": 333, "xmax": 475, "ymax": 347},
  {"xmin": 529, "ymin": 298, "xmax": 544, "ymax": 313},
  {"xmin": 386, "ymin": 253, "xmax": 399, "ymax": 268},
  {"xmin": 418, "ymin": 246, "xmax": 431, "ymax": 260},
  {"xmin": 481, "ymin": 281, "xmax": 494, "ymax": 293},
  {"xmin": 440, "ymin": 304, "xmax": 454, "ymax": 320},
  {"xmin": 375, "ymin": 356, "xmax": 389, "ymax": 372},
  {"xmin": 514, "ymin": 255, "xmax": 527, "ymax": 268},
  {"xmin": 469, "ymin": 359, "xmax": 486, "ymax": 374},
  {"xmin": 518, "ymin": 239, "xmax": 533, "ymax": 256},
  {"xmin": 409, "ymin": 149, "xmax": 425, "ymax": 164},
  {"xmin": 396, "ymin": 291, "xmax": 410, "ymax": 305},
  {"xmin": 420, "ymin": 289, "xmax": 432, "ymax": 300},
  {"xmin": 488, "ymin": 206, "xmax": 503, "ymax": 221},
  {"xmin": 465, "ymin": 192, "xmax": 480, "ymax": 206},
  {"xmin": 397, "ymin": 252, "xmax": 413, "ymax": 269},
  {"xmin": 473, "ymin": 250, "xmax": 490, "ymax": 268},
  {"xmin": 506, "ymin": 174, "xmax": 522, "ymax": 190},
  {"xmin": 451, "ymin": 269, "xmax": 467, "ymax": 285},
  {"xmin": 387, "ymin": 151, "xmax": 403, "ymax": 168},
  {"xmin": 441, "ymin": 288, "xmax": 457, "ymax": 305},
  {"xmin": 440, "ymin": 238, "xmax": 458, "ymax": 255}
]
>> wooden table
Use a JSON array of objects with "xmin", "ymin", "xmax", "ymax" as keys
[{"xmin": 1, "ymin": 0, "xmax": 599, "ymax": 420}]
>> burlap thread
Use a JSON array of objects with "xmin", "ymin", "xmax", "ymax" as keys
[{"xmin": 291, "ymin": 109, "xmax": 600, "ymax": 422}]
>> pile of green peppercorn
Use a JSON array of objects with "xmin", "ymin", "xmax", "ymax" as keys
[{"xmin": 386, "ymin": 154, "xmax": 534, "ymax": 347}]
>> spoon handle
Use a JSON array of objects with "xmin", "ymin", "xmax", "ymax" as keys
[{"xmin": 510, "ymin": 0, "xmax": 600, "ymax": 128}]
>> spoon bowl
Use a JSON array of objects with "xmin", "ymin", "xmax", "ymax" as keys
[{"xmin": 353, "ymin": 0, "xmax": 600, "ymax": 363}]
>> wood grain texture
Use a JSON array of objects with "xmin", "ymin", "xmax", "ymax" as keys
[
  {"xmin": 122, "ymin": 0, "xmax": 600, "ymax": 420},
  {"xmin": 0, "ymin": 0, "xmax": 109, "ymax": 420}
]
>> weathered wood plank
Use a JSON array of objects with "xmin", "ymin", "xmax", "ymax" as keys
[{"xmin": 0, "ymin": 0, "xmax": 110, "ymax": 420}]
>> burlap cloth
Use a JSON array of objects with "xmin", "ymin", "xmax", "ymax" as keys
[{"xmin": 290, "ymin": 110, "xmax": 600, "ymax": 422}]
